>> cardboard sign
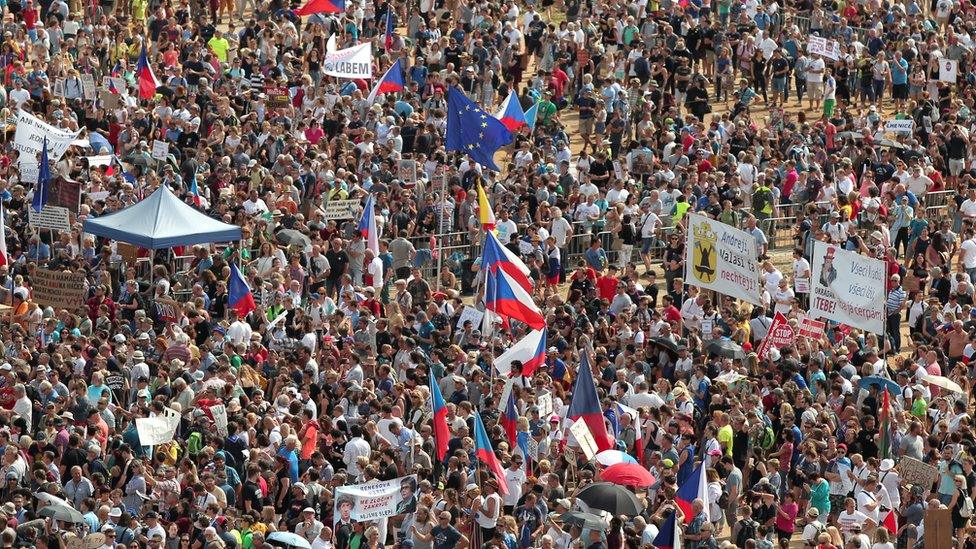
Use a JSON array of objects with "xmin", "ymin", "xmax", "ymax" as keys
[
  {"xmin": 151, "ymin": 140, "xmax": 169, "ymax": 161},
  {"xmin": 265, "ymin": 85, "xmax": 291, "ymax": 109},
  {"xmin": 29, "ymin": 205, "xmax": 71, "ymax": 232},
  {"xmin": 117, "ymin": 243, "xmax": 140, "ymax": 264},
  {"xmin": 925, "ymin": 508, "xmax": 952, "ymax": 548},
  {"xmin": 99, "ymin": 90, "xmax": 122, "ymax": 109},
  {"xmin": 797, "ymin": 316, "xmax": 826, "ymax": 340},
  {"xmin": 397, "ymin": 159, "xmax": 417, "ymax": 186},
  {"xmin": 31, "ymin": 268, "xmax": 87, "ymax": 309},
  {"xmin": 898, "ymin": 457, "xmax": 938, "ymax": 490},
  {"xmin": 49, "ymin": 177, "xmax": 82, "ymax": 213},
  {"xmin": 570, "ymin": 417, "xmax": 599, "ymax": 461},
  {"xmin": 322, "ymin": 199, "xmax": 361, "ymax": 220}
]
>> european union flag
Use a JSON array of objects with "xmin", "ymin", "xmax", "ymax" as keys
[
  {"xmin": 32, "ymin": 138, "xmax": 50, "ymax": 213},
  {"xmin": 446, "ymin": 87, "xmax": 513, "ymax": 171}
]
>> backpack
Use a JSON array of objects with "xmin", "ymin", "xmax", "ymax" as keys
[
  {"xmin": 735, "ymin": 518, "xmax": 759, "ymax": 546},
  {"xmin": 758, "ymin": 426, "xmax": 776, "ymax": 450},
  {"xmin": 753, "ymin": 185, "xmax": 772, "ymax": 214},
  {"xmin": 187, "ymin": 431, "xmax": 203, "ymax": 456}
]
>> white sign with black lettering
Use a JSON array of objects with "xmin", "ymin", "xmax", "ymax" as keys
[{"xmin": 29, "ymin": 205, "xmax": 70, "ymax": 232}]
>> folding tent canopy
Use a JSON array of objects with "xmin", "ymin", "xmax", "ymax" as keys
[{"xmin": 82, "ymin": 185, "xmax": 242, "ymax": 249}]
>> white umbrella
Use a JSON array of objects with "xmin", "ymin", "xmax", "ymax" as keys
[
  {"xmin": 924, "ymin": 375, "xmax": 965, "ymax": 394},
  {"xmin": 595, "ymin": 450, "xmax": 637, "ymax": 467},
  {"xmin": 34, "ymin": 492, "xmax": 71, "ymax": 507}
]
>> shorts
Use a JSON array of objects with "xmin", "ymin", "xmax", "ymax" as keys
[
  {"xmin": 641, "ymin": 237, "xmax": 656, "ymax": 254},
  {"xmin": 950, "ymin": 158, "xmax": 966, "ymax": 176},
  {"xmin": 547, "ymin": 274, "xmax": 560, "ymax": 285},
  {"xmin": 772, "ymin": 77, "xmax": 787, "ymax": 92},
  {"xmin": 579, "ymin": 117, "xmax": 594, "ymax": 135},
  {"xmin": 823, "ymin": 98, "xmax": 836, "ymax": 116},
  {"xmin": 807, "ymin": 81, "xmax": 823, "ymax": 99},
  {"xmin": 893, "ymin": 83, "xmax": 908, "ymax": 99}
]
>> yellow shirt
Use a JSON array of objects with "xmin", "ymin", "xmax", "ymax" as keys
[
  {"xmin": 209, "ymin": 37, "xmax": 230, "ymax": 63},
  {"xmin": 131, "ymin": 0, "xmax": 148, "ymax": 22},
  {"xmin": 718, "ymin": 424, "xmax": 734, "ymax": 457}
]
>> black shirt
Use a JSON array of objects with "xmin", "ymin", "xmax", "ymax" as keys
[{"xmin": 324, "ymin": 249, "xmax": 349, "ymax": 281}]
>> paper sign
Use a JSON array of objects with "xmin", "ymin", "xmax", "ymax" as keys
[
  {"xmin": 537, "ymin": 391, "xmax": 553, "ymax": 417},
  {"xmin": 29, "ymin": 205, "xmax": 71, "ymax": 232},
  {"xmin": 613, "ymin": 160, "xmax": 624, "ymax": 182},
  {"xmin": 19, "ymin": 162, "xmax": 38, "ymax": 184},
  {"xmin": 210, "ymin": 404, "xmax": 228, "ymax": 437},
  {"xmin": 807, "ymin": 35, "xmax": 840, "ymax": 60},
  {"xmin": 397, "ymin": 159, "xmax": 417, "ymax": 186},
  {"xmin": 151, "ymin": 140, "xmax": 169, "ymax": 161},
  {"xmin": 53, "ymin": 78, "xmax": 65, "ymax": 97},
  {"xmin": 31, "ymin": 268, "xmax": 87, "ymax": 309},
  {"xmin": 570, "ymin": 417, "xmax": 599, "ymax": 461},
  {"xmin": 455, "ymin": 305, "xmax": 485, "ymax": 329},
  {"xmin": 756, "ymin": 312, "xmax": 795, "ymax": 360},
  {"xmin": 898, "ymin": 457, "xmax": 939, "ymax": 489},
  {"xmin": 885, "ymin": 119, "xmax": 915, "ymax": 133},
  {"xmin": 80, "ymin": 74, "xmax": 96, "ymax": 100},
  {"xmin": 333, "ymin": 475, "xmax": 418, "ymax": 523},
  {"xmin": 134, "ymin": 407, "xmax": 181, "ymax": 445},
  {"xmin": 810, "ymin": 240, "xmax": 886, "ymax": 335},
  {"xmin": 940, "ymin": 59, "xmax": 958, "ymax": 82},
  {"xmin": 87, "ymin": 191, "xmax": 111, "ymax": 202},
  {"xmin": 265, "ymin": 85, "xmax": 291, "ymax": 109},
  {"xmin": 798, "ymin": 316, "xmax": 826, "ymax": 340},
  {"xmin": 322, "ymin": 199, "xmax": 361, "ymax": 220}
]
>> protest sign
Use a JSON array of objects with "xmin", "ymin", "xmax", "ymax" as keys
[
  {"xmin": 807, "ymin": 35, "xmax": 840, "ymax": 60},
  {"xmin": 798, "ymin": 316, "xmax": 826, "ymax": 340},
  {"xmin": 265, "ymin": 86, "xmax": 291, "ymax": 109},
  {"xmin": 323, "ymin": 43, "xmax": 373, "ymax": 79},
  {"xmin": 537, "ymin": 391, "xmax": 553, "ymax": 417},
  {"xmin": 19, "ymin": 162, "xmax": 38, "ymax": 185},
  {"xmin": 117, "ymin": 243, "xmax": 140, "ymax": 265},
  {"xmin": 155, "ymin": 298, "xmax": 182, "ymax": 323},
  {"xmin": 99, "ymin": 90, "xmax": 122, "ymax": 109},
  {"xmin": 333, "ymin": 475, "xmax": 418, "ymax": 523},
  {"xmin": 756, "ymin": 312, "xmax": 796, "ymax": 360},
  {"xmin": 13, "ymin": 111, "xmax": 82, "ymax": 164},
  {"xmin": 455, "ymin": 305, "xmax": 485, "ymax": 329},
  {"xmin": 31, "ymin": 268, "xmax": 86, "ymax": 309},
  {"xmin": 53, "ymin": 78, "xmax": 65, "ymax": 97},
  {"xmin": 397, "ymin": 159, "xmax": 417, "ymax": 186},
  {"xmin": 151, "ymin": 140, "xmax": 169, "ymax": 161},
  {"xmin": 885, "ymin": 119, "xmax": 915, "ymax": 133},
  {"xmin": 80, "ymin": 74, "xmax": 96, "ymax": 100},
  {"xmin": 210, "ymin": 404, "xmax": 228, "ymax": 437},
  {"xmin": 940, "ymin": 59, "xmax": 958, "ymax": 82},
  {"xmin": 570, "ymin": 418, "xmax": 599, "ymax": 461},
  {"xmin": 134, "ymin": 408, "xmax": 181, "ymax": 445},
  {"xmin": 49, "ymin": 177, "xmax": 82, "ymax": 212},
  {"xmin": 29, "ymin": 206, "xmax": 71, "ymax": 232},
  {"xmin": 322, "ymin": 199, "xmax": 361, "ymax": 220},
  {"xmin": 810, "ymin": 241, "xmax": 886, "ymax": 334},
  {"xmin": 898, "ymin": 457, "xmax": 938, "ymax": 489},
  {"xmin": 685, "ymin": 213, "xmax": 762, "ymax": 305}
]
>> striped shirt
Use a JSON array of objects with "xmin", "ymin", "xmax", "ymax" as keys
[{"xmin": 886, "ymin": 286, "xmax": 907, "ymax": 314}]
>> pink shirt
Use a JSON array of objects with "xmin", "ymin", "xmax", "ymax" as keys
[{"xmin": 775, "ymin": 501, "xmax": 798, "ymax": 533}]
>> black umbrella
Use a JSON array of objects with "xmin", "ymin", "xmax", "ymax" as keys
[
  {"xmin": 559, "ymin": 511, "xmax": 608, "ymax": 530},
  {"xmin": 648, "ymin": 337, "xmax": 679, "ymax": 356},
  {"xmin": 574, "ymin": 482, "xmax": 644, "ymax": 516},
  {"xmin": 704, "ymin": 339, "xmax": 745, "ymax": 359},
  {"xmin": 275, "ymin": 229, "xmax": 312, "ymax": 251}
]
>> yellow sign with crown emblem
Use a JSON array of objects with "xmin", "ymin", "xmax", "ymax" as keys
[
  {"xmin": 692, "ymin": 220, "xmax": 717, "ymax": 283},
  {"xmin": 683, "ymin": 213, "xmax": 763, "ymax": 305}
]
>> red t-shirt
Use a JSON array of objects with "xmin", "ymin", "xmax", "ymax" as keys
[{"xmin": 596, "ymin": 275, "xmax": 619, "ymax": 301}]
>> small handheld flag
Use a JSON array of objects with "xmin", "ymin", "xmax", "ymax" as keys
[
  {"xmin": 476, "ymin": 182, "xmax": 496, "ymax": 230},
  {"xmin": 356, "ymin": 194, "xmax": 380, "ymax": 256},
  {"xmin": 135, "ymin": 43, "xmax": 160, "ymax": 99},
  {"xmin": 365, "ymin": 59, "xmax": 406, "ymax": 105},
  {"xmin": 445, "ymin": 87, "xmax": 513, "ymax": 171},
  {"xmin": 494, "ymin": 90, "xmax": 528, "ymax": 132},
  {"xmin": 473, "ymin": 410, "xmax": 509, "ymax": 495},
  {"xmin": 228, "ymin": 263, "xmax": 257, "ymax": 317},
  {"xmin": 501, "ymin": 391, "xmax": 517, "ymax": 447},
  {"xmin": 384, "ymin": 11, "xmax": 395, "ymax": 51},
  {"xmin": 429, "ymin": 371, "xmax": 450, "ymax": 461},
  {"xmin": 32, "ymin": 138, "xmax": 50, "ymax": 213}
]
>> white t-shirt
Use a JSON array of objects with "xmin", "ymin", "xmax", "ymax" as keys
[
  {"xmin": 960, "ymin": 199, "xmax": 976, "ymax": 218},
  {"xmin": 962, "ymin": 239, "xmax": 976, "ymax": 268},
  {"xmin": 503, "ymin": 467, "xmax": 527, "ymax": 505},
  {"xmin": 807, "ymin": 57, "xmax": 826, "ymax": 83},
  {"xmin": 550, "ymin": 217, "xmax": 573, "ymax": 247},
  {"xmin": 837, "ymin": 509, "xmax": 870, "ymax": 541},
  {"xmin": 495, "ymin": 219, "xmax": 518, "ymax": 244}
]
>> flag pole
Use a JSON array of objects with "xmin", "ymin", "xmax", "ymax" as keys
[{"xmin": 435, "ymin": 166, "xmax": 447, "ymax": 292}]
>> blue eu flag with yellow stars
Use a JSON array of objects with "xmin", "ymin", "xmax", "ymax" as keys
[{"xmin": 445, "ymin": 86, "xmax": 513, "ymax": 171}]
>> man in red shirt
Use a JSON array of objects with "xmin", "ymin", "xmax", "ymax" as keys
[{"xmin": 596, "ymin": 266, "xmax": 620, "ymax": 301}]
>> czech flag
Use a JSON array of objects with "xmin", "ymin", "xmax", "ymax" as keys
[
  {"xmin": 365, "ymin": 58, "xmax": 405, "ymax": 105},
  {"xmin": 293, "ymin": 0, "xmax": 344, "ymax": 16},
  {"xmin": 501, "ymin": 390, "xmax": 517, "ymax": 448},
  {"xmin": 107, "ymin": 79, "xmax": 121, "ymax": 95},
  {"xmin": 567, "ymin": 351, "xmax": 613, "ymax": 452},
  {"xmin": 482, "ymin": 230, "xmax": 532, "ymax": 292},
  {"xmin": 356, "ymin": 193, "xmax": 380, "ymax": 256},
  {"xmin": 111, "ymin": 61, "xmax": 122, "ymax": 78},
  {"xmin": 384, "ymin": 11, "xmax": 395, "ymax": 51},
  {"xmin": 429, "ymin": 370, "xmax": 449, "ymax": 461},
  {"xmin": 228, "ymin": 263, "xmax": 257, "ymax": 317},
  {"xmin": 652, "ymin": 511, "xmax": 682, "ymax": 549},
  {"xmin": 189, "ymin": 177, "xmax": 202, "ymax": 207},
  {"xmin": 493, "ymin": 329, "xmax": 547, "ymax": 377},
  {"xmin": 135, "ymin": 43, "xmax": 159, "ymax": 100},
  {"xmin": 477, "ymin": 182, "xmax": 496, "ymax": 230},
  {"xmin": 473, "ymin": 410, "xmax": 509, "ymax": 495},
  {"xmin": 0, "ymin": 204, "xmax": 8, "ymax": 267},
  {"xmin": 882, "ymin": 510, "xmax": 898, "ymax": 535},
  {"xmin": 494, "ymin": 90, "xmax": 527, "ymax": 132},
  {"xmin": 524, "ymin": 101, "xmax": 540, "ymax": 132},
  {"xmin": 484, "ymin": 266, "xmax": 545, "ymax": 330},
  {"xmin": 675, "ymin": 464, "xmax": 710, "ymax": 524}
]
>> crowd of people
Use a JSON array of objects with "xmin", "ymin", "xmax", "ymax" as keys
[{"xmin": 0, "ymin": 0, "xmax": 974, "ymax": 547}]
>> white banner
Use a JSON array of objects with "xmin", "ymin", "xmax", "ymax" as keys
[
  {"xmin": 809, "ymin": 240, "xmax": 886, "ymax": 334},
  {"xmin": 134, "ymin": 407, "xmax": 181, "ymax": 445},
  {"xmin": 210, "ymin": 404, "xmax": 228, "ymax": 437},
  {"xmin": 322, "ymin": 199, "xmax": 362, "ymax": 220},
  {"xmin": 323, "ymin": 43, "xmax": 373, "ymax": 79},
  {"xmin": 333, "ymin": 475, "xmax": 418, "ymax": 523},
  {"xmin": 569, "ymin": 418, "xmax": 598, "ymax": 461},
  {"xmin": 885, "ymin": 119, "xmax": 915, "ymax": 133},
  {"xmin": 807, "ymin": 35, "xmax": 840, "ymax": 60},
  {"xmin": 685, "ymin": 213, "xmax": 762, "ymax": 305},
  {"xmin": 29, "ymin": 205, "xmax": 70, "ymax": 232},
  {"xmin": 87, "ymin": 155, "xmax": 113, "ymax": 168},
  {"xmin": 13, "ymin": 111, "xmax": 82, "ymax": 164}
]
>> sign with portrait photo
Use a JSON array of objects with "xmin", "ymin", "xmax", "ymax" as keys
[{"xmin": 333, "ymin": 475, "xmax": 418, "ymax": 524}]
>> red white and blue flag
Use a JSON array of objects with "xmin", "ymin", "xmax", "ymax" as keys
[
  {"xmin": 494, "ymin": 90, "xmax": 527, "ymax": 132},
  {"xmin": 482, "ymin": 230, "xmax": 532, "ymax": 292},
  {"xmin": 615, "ymin": 402, "xmax": 644, "ymax": 463},
  {"xmin": 501, "ymin": 390, "xmax": 517, "ymax": 448},
  {"xmin": 135, "ymin": 43, "xmax": 159, "ymax": 99},
  {"xmin": 228, "ymin": 263, "xmax": 257, "ymax": 317},
  {"xmin": 567, "ymin": 351, "xmax": 614, "ymax": 452},
  {"xmin": 189, "ymin": 177, "xmax": 203, "ymax": 207},
  {"xmin": 484, "ymin": 266, "xmax": 545, "ymax": 330},
  {"xmin": 356, "ymin": 193, "xmax": 380, "ymax": 256},
  {"xmin": 293, "ymin": 0, "xmax": 344, "ymax": 16},
  {"xmin": 429, "ymin": 371, "xmax": 449, "ymax": 461},
  {"xmin": 473, "ymin": 410, "xmax": 509, "ymax": 495},
  {"xmin": 493, "ymin": 329, "xmax": 547, "ymax": 377},
  {"xmin": 652, "ymin": 511, "xmax": 682, "ymax": 549},
  {"xmin": 366, "ymin": 59, "xmax": 405, "ymax": 105},
  {"xmin": 384, "ymin": 11, "xmax": 395, "ymax": 51},
  {"xmin": 111, "ymin": 61, "xmax": 123, "ymax": 78},
  {"xmin": 675, "ymin": 464, "xmax": 709, "ymax": 524}
]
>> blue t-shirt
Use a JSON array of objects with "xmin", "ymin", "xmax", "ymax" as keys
[{"xmin": 892, "ymin": 58, "xmax": 909, "ymax": 85}]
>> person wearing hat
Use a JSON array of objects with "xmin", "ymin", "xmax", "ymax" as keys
[{"xmin": 296, "ymin": 506, "xmax": 324, "ymax": 542}]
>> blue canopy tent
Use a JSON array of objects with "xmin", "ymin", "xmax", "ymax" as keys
[{"xmin": 82, "ymin": 185, "xmax": 242, "ymax": 249}]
